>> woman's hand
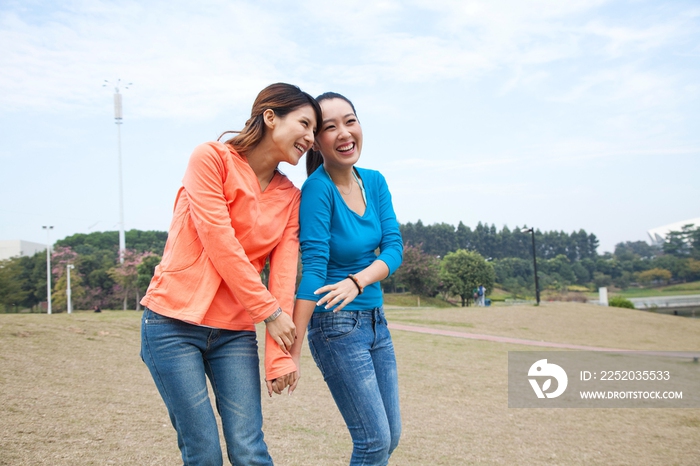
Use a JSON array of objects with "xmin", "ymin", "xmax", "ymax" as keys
[
  {"xmin": 266, "ymin": 371, "xmax": 299, "ymax": 396},
  {"xmin": 315, "ymin": 278, "xmax": 360, "ymax": 312},
  {"xmin": 265, "ymin": 312, "xmax": 296, "ymax": 354}
]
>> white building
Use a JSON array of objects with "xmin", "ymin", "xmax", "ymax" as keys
[
  {"xmin": 0, "ymin": 240, "xmax": 47, "ymax": 261},
  {"xmin": 647, "ymin": 218, "xmax": 700, "ymax": 246}
]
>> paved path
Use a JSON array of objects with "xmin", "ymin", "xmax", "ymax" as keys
[{"xmin": 388, "ymin": 323, "xmax": 700, "ymax": 360}]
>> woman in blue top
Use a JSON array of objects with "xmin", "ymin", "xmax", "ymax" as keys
[{"xmin": 289, "ymin": 92, "xmax": 403, "ymax": 466}]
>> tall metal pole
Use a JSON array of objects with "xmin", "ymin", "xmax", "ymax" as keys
[
  {"xmin": 530, "ymin": 230, "xmax": 540, "ymax": 305},
  {"xmin": 115, "ymin": 88, "xmax": 125, "ymax": 264},
  {"xmin": 66, "ymin": 264, "xmax": 74, "ymax": 314},
  {"xmin": 105, "ymin": 79, "xmax": 131, "ymax": 265},
  {"xmin": 522, "ymin": 227, "xmax": 540, "ymax": 305},
  {"xmin": 42, "ymin": 226, "xmax": 53, "ymax": 314}
]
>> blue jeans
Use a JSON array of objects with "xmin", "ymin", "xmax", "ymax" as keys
[
  {"xmin": 308, "ymin": 307, "xmax": 401, "ymax": 466},
  {"xmin": 140, "ymin": 308, "xmax": 273, "ymax": 466}
]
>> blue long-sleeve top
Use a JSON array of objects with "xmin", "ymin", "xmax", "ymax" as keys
[{"xmin": 296, "ymin": 166, "xmax": 403, "ymax": 312}]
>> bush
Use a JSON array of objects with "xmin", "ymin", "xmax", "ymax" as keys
[
  {"xmin": 541, "ymin": 291, "xmax": 588, "ymax": 303},
  {"xmin": 637, "ymin": 268, "xmax": 672, "ymax": 286},
  {"xmin": 609, "ymin": 296, "xmax": 635, "ymax": 309}
]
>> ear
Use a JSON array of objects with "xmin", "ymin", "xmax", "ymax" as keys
[
  {"xmin": 312, "ymin": 141, "xmax": 320, "ymax": 151},
  {"xmin": 262, "ymin": 109, "xmax": 276, "ymax": 129}
]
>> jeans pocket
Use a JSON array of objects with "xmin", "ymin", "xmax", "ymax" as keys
[
  {"xmin": 143, "ymin": 308, "xmax": 178, "ymax": 325},
  {"xmin": 320, "ymin": 312, "xmax": 359, "ymax": 341}
]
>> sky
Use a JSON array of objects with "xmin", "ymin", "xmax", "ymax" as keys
[{"xmin": 1, "ymin": 0, "xmax": 699, "ymax": 254}]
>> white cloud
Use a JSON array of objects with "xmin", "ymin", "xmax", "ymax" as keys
[{"xmin": 1, "ymin": 0, "xmax": 697, "ymax": 121}]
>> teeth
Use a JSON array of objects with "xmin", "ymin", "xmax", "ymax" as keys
[
  {"xmin": 337, "ymin": 143, "xmax": 354, "ymax": 152},
  {"xmin": 294, "ymin": 143, "xmax": 305, "ymax": 152}
]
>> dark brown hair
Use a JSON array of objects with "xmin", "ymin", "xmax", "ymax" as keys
[
  {"xmin": 306, "ymin": 92, "xmax": 358, "ymax": 177},
  {"xmin": 219, "ymin": 83, "xmax": 322, "ymax": 156}
]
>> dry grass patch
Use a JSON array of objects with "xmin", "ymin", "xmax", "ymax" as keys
[
  {"xmin": 387, "ymin": 301, "xmax": 700, "ymax": 350},
  {"xmin": 0, "ymin": 305, "xmax": 699, "ymax": 465}
]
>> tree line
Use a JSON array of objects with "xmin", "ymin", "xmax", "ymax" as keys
[
  {"xmin": 394, "ymin": 221, "xmax": 700, "ymax": 298},
  {"xmin": 0, "ymin": 230, "xmax": 165, "ymax": 312},
  {"xmin": 1, "ymin": 222, "xmax": 699, "ymax": 311}
]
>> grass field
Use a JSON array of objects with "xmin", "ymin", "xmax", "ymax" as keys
[{"xmin": 1, "ymin": 303, "xmax": 699, "ymax": 465}]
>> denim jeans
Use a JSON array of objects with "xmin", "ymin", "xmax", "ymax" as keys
[
  {"xmin": 140, "ymin": 308, "xmax": 273, "ymax": 466},
  {"xmin": 308, "ymin": 307, "xmax": 401, "ymax": 466}
]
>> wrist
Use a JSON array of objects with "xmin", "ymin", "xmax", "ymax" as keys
[
  {"xmin": 264, "ymin": 307, "xmax": 283, "ymax": 324},
  {"xmin": 347, "ymin": 274, "xmax": 364, "ymax": 295}
]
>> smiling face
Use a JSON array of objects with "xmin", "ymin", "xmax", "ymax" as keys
[
  {"xmin": 267, "ymin": 104, "xmax": 317, "ymax": 166},
  {"xmin": 314, "ymin": 98, "xmax": 363, "ymax": 170}
]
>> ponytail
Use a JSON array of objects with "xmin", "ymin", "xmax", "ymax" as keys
[{"xmin": 306, "ymin": 149, "xmax": 324, "ymax": 177}]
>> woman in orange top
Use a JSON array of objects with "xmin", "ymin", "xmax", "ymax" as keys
[{"xmin": 140, "ymin": 83, "xmax": 321, "ymax": 466}]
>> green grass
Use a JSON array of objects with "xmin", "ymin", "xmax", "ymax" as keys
[
  {"xmin": 609, "ymin": 280, "xmax": 700, "ymax": 298},
  {"xmin": 383, "ymin": 292, "xmax": 455, "ymax": 308},
  {"xmin": 383, "ymin": 287, "xmax": 518, "ymax": 308},
  {"xmin": 664, "ymin": 281, "xmax": 700, "ymax": 292}
]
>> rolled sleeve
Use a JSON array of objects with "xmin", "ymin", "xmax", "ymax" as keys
[{"xmin": 264, "ymin": 192, "xmax": 300, "ymax": 379}]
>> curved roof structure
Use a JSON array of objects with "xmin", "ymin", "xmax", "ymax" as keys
[{"xmin": 647, "ymin": 218, "xmax": 700, "ymax": 245}]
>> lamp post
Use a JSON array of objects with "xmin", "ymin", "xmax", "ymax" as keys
[
  {"xmin": 66, "ymin": 264, "xmax": 75, "ymax": 314},
  {"xmin": 104, "ymin": 79, "xmax": 131, "ymax": 264},
  {"xmin": 521, "ymin": 227, "xmax": 540, "ymax": 305},
  {"xmin": 42, "ymin": 226, "xmax": 54, "ymax": 314}
]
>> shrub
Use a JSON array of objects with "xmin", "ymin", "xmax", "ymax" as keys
[
  {"xmin": 566, "ymin": 285, "xmax": 591, "ymax": 292},
  {"xmin": 542, "ymin": 291, "xmax": 588, "ymax": 303},
  {"xmin": 609, "ymin": 296, "xmax": 635, "ymax": 309},
  {"xmin": 637, "ymin": 268, "xmax": 672, "ymax": 286}
]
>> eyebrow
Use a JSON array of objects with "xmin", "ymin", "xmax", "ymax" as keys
[{"xmin": 322, "ymin": 113, "xmax": 356, "ymax": 125}]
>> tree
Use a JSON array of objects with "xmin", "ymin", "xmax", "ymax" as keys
[
  {"xmin": 0, "ymin": 259, "xmax": 29, "ymax": 311},
  {"xmin": 614, "ymin": 241, "xmax": 659, "ymax": 261},
  {"xmin": 52, "ymin": 268, "xmax": 86, "ymax": 312},
  {"xmin": 108, "ymin": 250, "xmax": 156, "ymax": 310},
  {"xmin": 439, "ymin": 249, "xmax": 495, "ymax": 307},
  {"xmin": 637, "ymin": 268, "xmax": 672, "ymax": 286},
  {"xmin": 541, "ymin": 254, "xmax": 576, "ymax": 285},
  {"xmin": 137, "ymin": 254, "xmax": 162, "ymax": 296},
  {"xmin": 663, "ymin": 224, "xmax": 697, "ymax": 257},
  {"xmin": 393, "ymin": 245, "xmax": 441, "ymax": 296},
  {"xmin": 593, "ymin": 272, "xmax": 612, "ymax": 288}
]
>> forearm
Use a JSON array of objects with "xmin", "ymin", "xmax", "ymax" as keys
[
  {"xmin": 290, "ymin": 299, "xmax": 316, "ymax": 359},
  {"xmin": 350, "ymin": 259, "xmax": 390, "ymax": 292}
]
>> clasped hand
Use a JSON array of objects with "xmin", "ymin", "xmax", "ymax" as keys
[
  {"xmin": 264, "ymin": 311, "xmax": 298, "ymax": 396},
  {"xmin": 266, "ymin": 371, "xmax": 299, "ymax": 397}
]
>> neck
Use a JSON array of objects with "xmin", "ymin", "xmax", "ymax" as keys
[
  {"xmin": 244, "ymin": 143, "xmax": 278, "ymax": 189},
  {"xmin": 324, "ymin": 164, "xmax": 354, "ymax": 186}
]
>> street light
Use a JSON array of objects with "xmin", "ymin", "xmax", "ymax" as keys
[
  {"xmin": 104, "ymin": 79, "xmax": 132, "ymax": 264},
  {"xmin": 66, "ymin": 264, "xmax": 75, "ymax": 314},
  {"xmin": 521, "ymin": 227, "xmax": 541, "ymax": 305},
  {"xmin": 42, "ymin": 226, "xmax": 54, "ymax": 314}
]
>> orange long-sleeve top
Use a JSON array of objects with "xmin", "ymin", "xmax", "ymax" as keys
[{"xmin": 140, "ymin": 141, "xmax": 300, "ymax": 380}]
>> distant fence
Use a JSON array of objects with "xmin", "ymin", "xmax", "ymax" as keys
[{"xmin": 629, "ymin": 295, "xmax": 700, "ymax": 309}]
